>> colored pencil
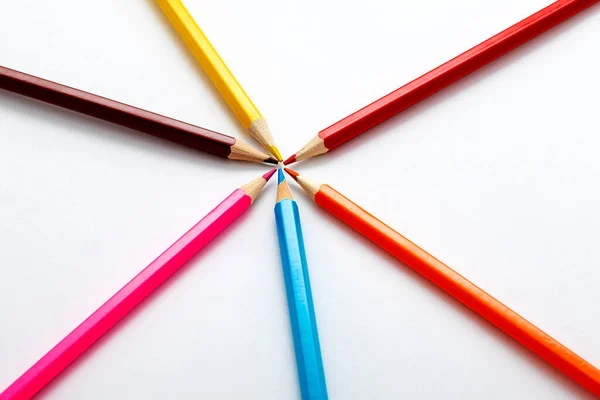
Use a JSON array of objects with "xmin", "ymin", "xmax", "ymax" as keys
[
  {"xmin": 157, "ymin": 0, "xmax": 283, "ymax": 161},
  {"xmin": 274, "ymin": 169, "xmax": 328, "ymax": 400},
  {"xmin": 0, "ymin": 170, "xmax": 276, "ymax": 400},
  {"xmin": 0, "ymin": 65, "xmax": 277, "ymax": 164},
  {"xmin": 284, "ymin": 168, "xmax": 600, "ymax": 397},
  {"xmin": 284, "ymin": 0, "xmax": 599, "ymax": 165}
]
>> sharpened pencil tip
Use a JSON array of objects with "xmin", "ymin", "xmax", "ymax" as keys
[
  {"xmin": 276, "ymin": 169, "xmax": 294, "ymax": 201},
  {"xmin": 283, "ymin": 154, "xmax": 296, "ymax": 165},
  {"xmin": 268, "ymin": 146, "xmax": 284, "ymax": 162},
  {"xmin": 277, "ymin": 168, "xmax": 285, "ymax": 184},
  {"xmin": 265, "ymin": 156, "xmax": 279, "ymax": 165},
  {"xmin": 262, "ymin": 168, "xmax": 277, "ymax": 181},
  {"xmin": 284, "ymin": 168, "xmax": 299, "ymax": 181}
]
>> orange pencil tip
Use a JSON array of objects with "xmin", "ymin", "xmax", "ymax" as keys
[
  {"xmin": 284, "ymin": 168, "xmax": 299, "ymax": 181},
  {"xmin": 283, "ymin": 154, "xmax": 296, "ymax": 165},
  {"xmin": 262, "ymin": 168, "xmax": 277, "ymax": 181}
]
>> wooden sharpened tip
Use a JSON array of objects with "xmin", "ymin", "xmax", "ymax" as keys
[
  {"xmin": 248, "ymin": 118, "xmax": 283, "ymax": 162},
  {"xmin": 240, "ymin": 168, "xmax": 276, "ymax": 203},
  {"xmin": 284, "ymin": 135, "xmax": 327, "ymax": 165},
  {"xmin": 229, "ymin": 139, "xmax": 278, "ymax": 164},
  {"xmin": 284, "ymin": 168, "xmax": 323, "ymax": 199},
  {"xmin": 276, "ymin": 169, "xmax": 294, "ymax": 202}
]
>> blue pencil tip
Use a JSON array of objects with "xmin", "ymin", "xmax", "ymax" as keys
[{"xmin": 277, "ymin": 168, "xmax": 285, "ymax": 184}]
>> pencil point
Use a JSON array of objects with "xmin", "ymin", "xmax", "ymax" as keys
[
  {"xmin": 283, "ymin": 154, "xmax": 296, "ymax": 165},
  {"xmin": 290, "ymin": 135, "xmax": 328, "ymax": 164},
  {"xmin": 248, "ymin": 118, "xmax": 282, "ymax": 161},
  {"xmin": 229, "ymin": 139, "xmax": 277, "ymax": 164},
  {"xmin": 284, "ymin": 169, "xmax": 322, "ymax": 199},
  {"xmin": 241, "ymin": 171, "xmax": 274, "ymax": 203},
  {"xmin": 269, "ymin": 146, "xmax": 284, "ymax": 162},
  {"xmin": 276, "ymin": 170, "xmax": 294, "ymax": 201},
  {"xmin": 262, "ymin": 168, "xmax": 277, "ymax": 181},
  {"xmin": 277, "ymin": 168, "xmax": 286, "ymax": 184},
  {"xmin": 284, "ymin": 168, "xmax": 299, "ymax": 181}
]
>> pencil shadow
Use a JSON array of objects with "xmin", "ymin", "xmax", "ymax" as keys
[
  {"xmin": 0, "ymin": 89, "xmax": 267, "ymax": 176},
  {"xmin": 305, "ymin": 202, "xmax": 595, "ymax": 399},
  {"xmin": 295, "ymin": 4, "xmax": 600, "ymax": 171},
  {"xmin": 144, "ymin": 0, "xmax": 253, "ymax": 143},
  {"xmin": 34, "ymin": 206, "xmax": 256, "ymax": 398}
]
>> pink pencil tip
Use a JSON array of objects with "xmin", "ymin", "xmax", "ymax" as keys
[
  {"xmin": 262, "ymin": 168, "xmax": 277, "ymax": 181},
  {"xmin": 283, "ymin": 154, "xmax": 296, "ymax": 165}
]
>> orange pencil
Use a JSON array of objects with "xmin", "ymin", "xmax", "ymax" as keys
[{"xmin": 284, "ymin": 168, "xmax": 600, "ymax": 397}]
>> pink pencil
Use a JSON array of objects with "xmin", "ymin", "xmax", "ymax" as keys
[{"xmin": 0, "ymin": 169, "xmax": 276, "ymax": 400}]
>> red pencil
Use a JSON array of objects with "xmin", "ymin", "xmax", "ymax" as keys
[
  {"xmin": 284, "ymin": 0, "xmax": 599, "ymax": 165},
  {"xmin": 0, "ymin": 169, "xmax": 276, "ymax": 400},
  {"xmin": 284, "ymin": 167, "xmax": 600, "ymax": 397}
]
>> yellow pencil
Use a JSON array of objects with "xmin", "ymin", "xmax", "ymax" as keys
[{"xmin": 157, "ymin": 0, "xmax": 283, "ymax": 161}]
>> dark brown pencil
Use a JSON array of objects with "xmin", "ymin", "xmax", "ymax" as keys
[{"xmin": 0, "ymin": 65, "xmax": 277, "ymax": 164}]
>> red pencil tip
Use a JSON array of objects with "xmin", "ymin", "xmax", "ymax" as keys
[
  {"xmin": 284, "ymin": 168, "xmax": 299, "ymax": 181},
  {"xmin": 283, "ymin": 154, "xmax": 296, "ymax": 165},
  {"xmin": 262, "ymin": 168, "xmax": 277, "ymax": 181}
]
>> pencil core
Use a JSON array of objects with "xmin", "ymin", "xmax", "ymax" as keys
[
  {"xmin": 284, "ymin": 168, "xmax": 299, "ymax": 181},
  {"xmin": 269, "ymin": 146, "xmax": 284, "ymax": 162},
  {"xmin": 283, "ymin": 154, "xmax": 296, "ymax": 165},
  {"xmin": 277, "ymin": 168, "xmax": 286, "ymax": 184},
  {"xmin": 262, "ymin": 168, "xmax": 277, "ymax": 181}
]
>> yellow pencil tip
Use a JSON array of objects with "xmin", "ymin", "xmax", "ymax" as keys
[{"xmin": 269, "ymin": 146, "xmax": 283, "ymax": 162}]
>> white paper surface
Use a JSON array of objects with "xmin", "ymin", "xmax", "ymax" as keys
[{"xmin": 1, "ymin": 1, "xmax": 599, "ymax": 398}]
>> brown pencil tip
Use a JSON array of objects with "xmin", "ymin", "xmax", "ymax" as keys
[
  {"xmin": 283, "ymin": 154, "xmax": 296, "ymax": 165},
  {"xmin": 284, "ymin": 168, "xmax": 299, "ymax": 181},
  {"xmin": 229, "ymin": 139, "xmax": 278, "ymax": 164}
]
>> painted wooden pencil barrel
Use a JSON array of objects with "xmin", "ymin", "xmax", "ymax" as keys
[
  {"xmin": 275, "ymin": 199, "xmax": 328, "ymax": 400},
  {"xmin": 0, "ymin": 170, "xmax": 276, "ymax": 400},
  {"xmin": 314, "ymin": 185, "xmax": 600, "ymax": 397}
]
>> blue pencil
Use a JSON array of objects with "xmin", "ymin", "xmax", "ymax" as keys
[{"xmin": 274, "ymin": 169, "xmax": 328, "ymax": 400}]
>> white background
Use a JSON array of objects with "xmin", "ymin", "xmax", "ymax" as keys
[{"xmin": 1, "ymin": 1, "xmax": 599, "ymax": 399}]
